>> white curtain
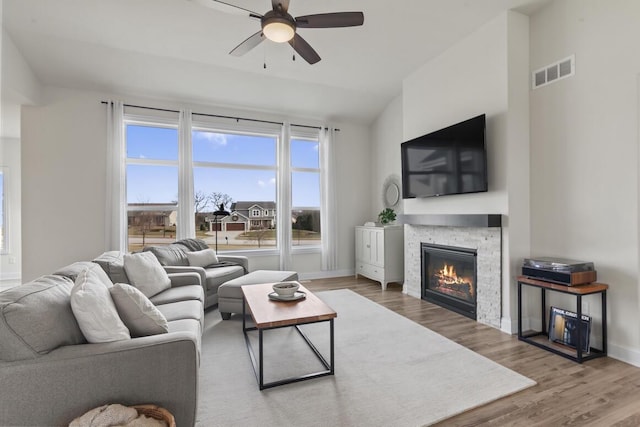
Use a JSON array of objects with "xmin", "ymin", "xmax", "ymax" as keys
[
  {"xmin": 277, "ymin": 122, "xmax": 292, "ymax": 270},
  {"xmin": 105, "ymin": 100, "xmax": 127, "ymax": 252},
  {"xmin": 320, "ymin": 127, "xmax": 338, "ymax": 270},
  {"xmin": 178, "ymin": 109, "xmax": 195, "ymax": 240}
]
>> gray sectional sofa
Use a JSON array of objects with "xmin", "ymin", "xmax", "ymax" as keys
[{"xmin": 0, "ymin": 260, "xmax": 204, "ymax": 426}]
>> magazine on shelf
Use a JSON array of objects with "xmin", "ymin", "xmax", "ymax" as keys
[{"xmin": 548, "ymin": 306, "xmax": 591, "ymax": 352}]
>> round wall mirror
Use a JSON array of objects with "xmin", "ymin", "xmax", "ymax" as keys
[{"xmin": 382, "ymin": 174, "xmax": 401, "ymax": 210}]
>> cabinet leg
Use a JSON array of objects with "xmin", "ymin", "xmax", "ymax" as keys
[{"xmin": 382, "ymin": 282, "xmax": 387, "ymax": 291}]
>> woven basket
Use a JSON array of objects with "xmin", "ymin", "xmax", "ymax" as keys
[{"xmin": 132, "ymin": 404, "xmax": 176, "ymax": 427}]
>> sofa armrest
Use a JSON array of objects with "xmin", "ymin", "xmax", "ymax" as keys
[
  {"xmin": 218, "ymin": 255, "xmax": 249, "ymax": 272},
  {"xmin": 163, "ymin": 266, "xmax": 206, "ymax": 291},
  {"xmin": 168, "ymin": 271, "xmax": 201, "ymax": 287},
  {"xmin": 0, "ymin": 332, "xmax": 199, "ymax": 427}
]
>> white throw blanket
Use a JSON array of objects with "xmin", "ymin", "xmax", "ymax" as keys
[{"xmin": 69, "ymin": 404, "xmax": 167, "ymax": 427}]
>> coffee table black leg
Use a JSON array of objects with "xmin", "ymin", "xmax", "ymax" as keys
[
  {"xmin": 259, "ymin": 329, "xmax": 264, "ymax": 389},
  {"xmin": 330, "ymin": 319, "xmax": 334, "ymax": 375}
]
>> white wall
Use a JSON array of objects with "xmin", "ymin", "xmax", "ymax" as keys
[
  {"xmin": 399, "ymin": 11, "xmax": 530, "ymax": 331},
  {"xmin": 20, "ymin": 86, "xmax": 371, "ymax": 281},
  {"xmin": 22, "ymin": 88, "xmax": 107, "ymax": 280},
  {"xmin": 1, "ymin": 26, "xmax": 41, "ymax": 281},
  {"xmin": 371, "ymin": 95, "xmax": 403, "ymax": 218},
  {"xmin": 530, "ymin": 0, "xmax": 640, "ymax": 365},
  {"xmin": 0, "ymin": 136, "xmax": 20, "ymax": 280}
]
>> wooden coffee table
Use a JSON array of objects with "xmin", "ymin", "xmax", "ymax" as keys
[{"xmin": 241, "ymin": 283, "xmax": 337, "ymax": 390}]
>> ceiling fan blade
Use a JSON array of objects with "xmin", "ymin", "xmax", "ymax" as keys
[
  {"xmin": 295, "ymin": 12, "xmax": 364, "ymax": 28},
  {"xmin": 289, "ymin": 33, "xmax": 321, "ymax": 64},
  {"xmin": 189, "ymin": 0, "xmax": 262, "ymax": 19},
  {"xmin": 230, "ymin": 31, "xmax": 266, "ymax": 56},
  {"xmin": 271, "ymin": 0, "xmax": 290, "ymax": 14}
]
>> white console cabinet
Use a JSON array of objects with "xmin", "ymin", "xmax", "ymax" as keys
[{"xmin": 355, "ymin": 225, "xmax": 404, "ymax": 290}]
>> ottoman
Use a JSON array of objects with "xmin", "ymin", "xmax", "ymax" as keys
[{"xmin": 218, "ymin": 270, "xmax": 299, "ymax": 319}]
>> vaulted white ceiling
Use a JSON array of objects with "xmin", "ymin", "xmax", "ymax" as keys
[{"xmin": 3, "ymin": 0, "xmax": 548, "ymax": 124}]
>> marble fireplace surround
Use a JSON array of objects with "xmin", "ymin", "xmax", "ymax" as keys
[{"xmin": 401, "ymin": 214, "xmax": 503, "ymax": 329}]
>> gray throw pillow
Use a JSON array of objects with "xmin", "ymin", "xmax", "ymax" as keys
[
  {"xmin": 70, "ymin": 269, "xmax": 130, "ymax": 343},
  {"xmin": 186, "ymin": 248, "xmax": 218, "ymax": 268},
  {"xmin": 110, "ymin": 283, "xmax": 168, "ymax": 337},
  {"xmin": 123, "ymin": 252, "xmax": 171, "ymax": 298}
]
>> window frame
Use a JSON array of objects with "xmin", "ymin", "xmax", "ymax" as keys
[
  {"xmin": 191, "ymin": 122, "xmax": 280, "ymax": 255},
  {"xmin": 290, "ymin": 130, "xmax": 322, "ymax": 253},
  {"xmin": 123, "ymin": 115, "xmax": 181, "ymax": 251},
  {"xmin": 118, "ymin": 111, "xmax": 324, "ymax": 256}
]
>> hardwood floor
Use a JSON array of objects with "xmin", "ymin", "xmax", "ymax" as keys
[{"xmin": 303, "ymin": 276, "xmax": 640, "ymax": 426}]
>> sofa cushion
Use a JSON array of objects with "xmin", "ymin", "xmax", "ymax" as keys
[
  {"xmin": 149, "ymin": 285, "xmax": 204, "ymax": 305},
  {"xmin": 123, "ymin": 252, "xmax": 171, "ymax": 298},
  {"xmin": 186, "ymin": 248, "xmax": 218, "ymax": 268},
  {"xmin": 144, "ymin": 245, "xmax": 190, "ymax": 267},
  {"xmin": 70, "ymin": 269, "xmax": 131, "ymax": 343},
  {"xmin": 110, "ymin": 283, "xmax": 168, "ymax": 337},
  {"xmin": 156, "ymin": 300, "xmax": 203, "ymax": 323},
  {"xmin": 203, "ymin": 266, "xmax": 244, "ymax": 292},
  {"xmin": 93, "ymin": 251, "xmax": 130, "ymax": 284},
  {"xmin": 55, "ymin": 261, "xmax": 114, "ymax": 287},
  {"xmin": 0, "ymin": 275, "xmax": 86, "ymax": 361}
]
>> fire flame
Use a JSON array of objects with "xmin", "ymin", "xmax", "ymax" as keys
[
  {"xmin": 438, "ymin": 264, "xmax": 466, "ymax": 284},
  {"xmin": 436, "ymin": 263, "xmax": 475, "ymax": 298}
]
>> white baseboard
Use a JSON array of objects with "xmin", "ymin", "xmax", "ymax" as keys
[
  {"xmin": 0, "ymin": 272, "xmax": 21, "ymax": 281},
  {"xmin": 298, "ymin": 269, "xmax": 354, "ymax": 281},
  {"xmin": 600, "ymin": 343, "xmax": 640, "ymax": 367}
]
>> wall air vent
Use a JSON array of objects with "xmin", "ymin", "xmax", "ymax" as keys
[{"xmin": 532, "ymin": 55, "xmax": 575, "ymax": 89}]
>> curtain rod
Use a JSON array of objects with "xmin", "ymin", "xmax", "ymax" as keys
[{"xmin": 100, "ymin": 101, "xmax": 339, "ymax": 131}]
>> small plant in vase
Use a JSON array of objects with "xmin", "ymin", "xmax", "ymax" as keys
[{"xmin": 377, "ymin": 208, "xmax": 396, "ymax": 225}]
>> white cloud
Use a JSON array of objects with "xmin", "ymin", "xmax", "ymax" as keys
[
  {"xmin": 194, "ymin": 131, "xmax": 227, "ymax": 146},
  {"xmin": 258, "ymin": 178, "xmax": 276, "ymax": 188}
]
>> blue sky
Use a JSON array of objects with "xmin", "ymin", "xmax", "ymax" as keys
[{"xmin": 125, "ymin": 125, "xmax": 320, "ymax": 209}]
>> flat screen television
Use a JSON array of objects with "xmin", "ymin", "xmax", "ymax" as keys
[{"xmin": 401, "ymin": 114, "xmax": 487, "ymax": 199}]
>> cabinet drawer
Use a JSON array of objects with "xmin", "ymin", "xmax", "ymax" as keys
[{"xmin": 356, "ymin": 262, "xmax": 384, "ymax": 280}]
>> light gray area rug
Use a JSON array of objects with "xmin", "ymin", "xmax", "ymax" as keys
[{"xmin": 197, "ymin": 289, "xmax": 535, "ymax": 426}]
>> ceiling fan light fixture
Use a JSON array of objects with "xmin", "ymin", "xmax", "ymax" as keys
[{"xmin": 262, "ymin": 18, "xmax": 295, "ymax": 43}]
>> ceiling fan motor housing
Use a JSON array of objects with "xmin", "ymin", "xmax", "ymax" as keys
[{"xmin": 261, "ymin": 10, "xmax": 296, "ymax": 43}]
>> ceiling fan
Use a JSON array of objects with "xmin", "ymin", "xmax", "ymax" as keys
[{"xmin": 190, "ymin": 0, "xmax": 364, "ymax": 64}]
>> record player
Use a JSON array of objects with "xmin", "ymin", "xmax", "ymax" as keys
[{"xmin": 521, "ymin": 257, "xmax": 596, "ymax": 286}]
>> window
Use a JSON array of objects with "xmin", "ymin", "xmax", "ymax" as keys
[
  {"xmin": 125, "ymin": 122, "xmax": 179, "ymax": 252},
  {"xmin": 193, "ymin": 128, "xmax": 277, "ymax": 251},
  {"xmin": 290, "ymin": 136, "xmax": 321, "ymax": 248},
  {"xmin": 117, "ymin": 109, "xmax": 326, "ymax": 255}
]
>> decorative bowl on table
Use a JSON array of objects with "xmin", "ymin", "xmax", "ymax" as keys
[{"xmin": 272, "ymin": 281, "xmax": 300, "ymax": 298}]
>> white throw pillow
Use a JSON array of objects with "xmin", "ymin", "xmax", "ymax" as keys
[
  {"xmin": 186, "ymin": 248, "xmax": 218, "ymax": 268},
  {"xmin": 123, "ymin": 252, "xmax": 171, "ymax": 298},
  {"xmin": 70, "ymin": 268, "xmax": 131, "ymax": 343},
  {"xmin": 110, "ymin": 283, "xmax": 169, "ymax": 337}
]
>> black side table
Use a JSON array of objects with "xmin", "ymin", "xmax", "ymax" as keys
[{"xmin": 517, "ymin": 275, "xmax": 607, "ymax": 363}]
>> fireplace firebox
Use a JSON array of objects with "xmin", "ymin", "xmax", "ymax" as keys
[{"xmin": 421, "ymin": 243, "xmax": 477, "ymax": 319}]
